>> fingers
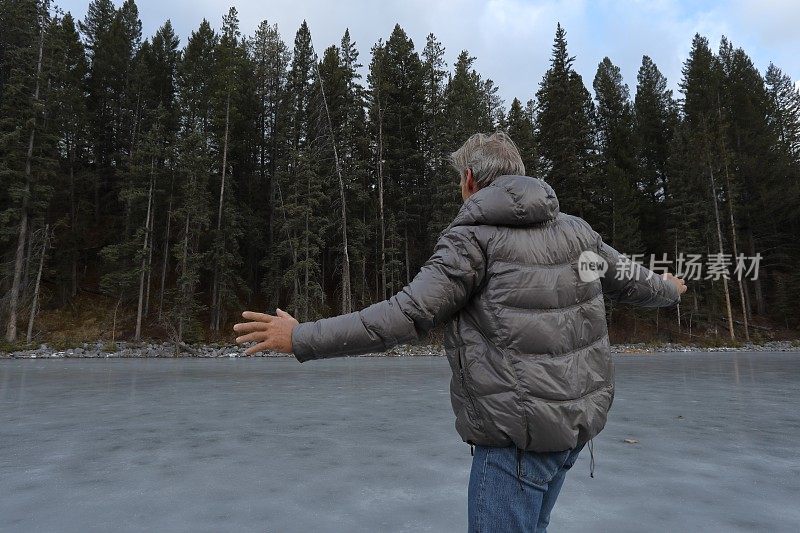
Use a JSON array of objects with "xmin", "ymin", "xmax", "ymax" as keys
[
  {"xmin": 235, "ymin": 308, "xmax": 293, "ymax": 356},
  {"xmin": 235, "ymin": 331, "xmax": 268, "ymax": 344},
  {"xmin": 233, "ymin": 321, "xmax": 268, "ymax": 333},
  {"xmin": 245, "ymin": 340, "xmax": 271, "ymax": 356},
  {"xmin": 241, "ymin": 311, "xmax": 274, "ymax": 322},
  {"xmin": 234, "ymin": 309, "xmax": 281, "ymax": 355}
]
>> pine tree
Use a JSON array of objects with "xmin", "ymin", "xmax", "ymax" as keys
[
  {"xmin": 366, "ymin": 39, "xmax": 389, "ymax": 300},
  {"xmin": 668, "ymin": 41, "xmax": 714, "ymax": 265},
  {"xmin": 380, "ymin": 25, "xmax": 425, "ymax": 291},
  {"xmin": 765, "ymin": 64, "xmax": 800, "ymax": 161},
  {"xmin": 337, "ymin": 29, "xmax": 371, "ymax": 308},
  {"xmin": 208, "ymin": 7, "xmax": 249, "ymax": 331},
  {"xmin": 535, "ymin": 24, "xmax": 595, "ymax": 221},
  {"xmin": 114, "ymin": 0, "xmax": 142, "ymax": 159},
  {"xmin": 445, "ymin": 51, "xmax": 494, "ymax": 140},
  {"xmin": 146, "ymin": 21, "xmax": 180, "ymax": 319},
  {"xmin": 168, "ymin": 19, "xmax": 218, "ymax": 342},
  {"xmin": 429, "ymin": 49, "xmax": 498, "ymax": 233},
  {"xmin": 634, "ymin": 55, "xmax": 676, "ymax": 255},
  {"xmin": 267, "ymin": 21, "xmax": 327, "ymax": 321},
  {"xmin": 420, "ymin": 33, "xmax": 449, "ymax": 241},
  {"xmin": 80, "ymin": 0, "xmax": 141, "ymax": 220},
  {"xmin": 1, "ymin": 0, "xmax": 57, "ymax": 342},
  {"xmin": 506, "ymin": 97, "xmax": 537, "ymax": 177},
  {"xmin": 171, "ymin": 127, "xmax": 212, "ymax": 343},
  {"xmin": 136, "ymin": 22, "xmax": 180, "ymax": 334},
  {"xmin": 593, "ymin": 56, "xmax": 642, "ymax": 252},
  {"xmin": 483, "ymin": 78, "xmax": 504, "ymax": 128},
  {"xmin": 366, "ymin": 26, "xmax": 426, "ymax": 297},
  {"xmin": 98, "ymin": 14, "xmax": 179, "ymax": 341},
  {"xmin": 251, "ymin": 19, "xmax": 289, "ymax": 304},
  {"xmin": 79, "ymin": 0, "xmax": 115, "ymax": 188},
  {"xmin": 144, "ymin": 21, "xmax": 180, "ymax": 122},
  {"xmin": 44, "ymin": 12, "xmax": 89, "ymax": 302},
  {"xmin": 716, "ymin": 39, "xmax": 775, "ymax": 336},
  {"xmin": 675, "ymin": 34, "xmax": 735, "ymax": 339},
  {"xmin": 314, "ymin": 31, "xmax": 370, "ymax": 314}
]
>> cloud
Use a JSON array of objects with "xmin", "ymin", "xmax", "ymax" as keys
[{"xmin": 730, "ymin": 0, "xmax": 800, "ymax": 46}]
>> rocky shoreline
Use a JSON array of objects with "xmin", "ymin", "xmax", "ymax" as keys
[{"xmin": 2, "ymin": 339, "xmax": 799, "ymax": 359}]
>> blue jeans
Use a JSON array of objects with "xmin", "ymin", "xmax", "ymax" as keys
[{"xmin": 468, "ymin": 443, "xmax": 584, "ymax": 533}]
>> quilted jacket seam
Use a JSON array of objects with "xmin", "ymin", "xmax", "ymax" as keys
[
  {"xmin": 495, "ymin": 291, "xmax": 603, "ymax": 313},
  {"xmin": 510, "ymin": 332, "xmax": 608, "ymax": 359},
  {"xmin": 528, "ymin": 383, "xmax": 614, "ymax": 405}
]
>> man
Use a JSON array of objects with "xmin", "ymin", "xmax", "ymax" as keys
[{"xmin": 234, "ymin": 132, "xmax": 687, "ymax": 532}]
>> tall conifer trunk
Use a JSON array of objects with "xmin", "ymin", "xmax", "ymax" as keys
[
  {"xmin": 26, "ymin": 225, "xmax": 49, "ymax": 343},
  {"xmin": 158, "ymin": 195, "xmax": 172, "ymax": 319},
  {"xmin": 211, "ymin": 93, "xmax": 231, "ymax": 331},
  {"xmin": 134, "ymin": 161, "xmax": 155, "ymax": 341},
  {"xmin": 178, "ymin": 211, "xmax": 191, "ymax": 343},
  {"xmin": 314, "ymin": 56, "xmax": 352, "ymax": 314},
  {"xmin": 6, "ymin": 14, "xmax": 45, "ymax": 343},
  {"xmin": 707, "ymin": 152, "xmax": 735, "ymax": 340},
  {"xmin": 377, "ymin": 107, "xmax": 386, "ymax": 300}
]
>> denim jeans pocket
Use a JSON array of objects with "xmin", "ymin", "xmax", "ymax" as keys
[{"xmin": 520, "ymin": 448, "xmax": 572, "ymax": 486}]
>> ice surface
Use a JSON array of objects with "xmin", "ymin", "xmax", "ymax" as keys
[{"xmin": 1, "ymin": 352, "xmax": 799, "ymax": 532}]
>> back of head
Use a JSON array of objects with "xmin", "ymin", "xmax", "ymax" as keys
[{"xmin": 450, "ymin": 131, "xmax": 526, "ymax": 188}]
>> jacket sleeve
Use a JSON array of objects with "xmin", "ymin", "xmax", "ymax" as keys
[
  {"xmin": 596, "ymin": 237, "xmax": 681, "ymax": 308},
  {"xmin": 291, "ymin": 228, "xmax": 486, "ymax": 362}
]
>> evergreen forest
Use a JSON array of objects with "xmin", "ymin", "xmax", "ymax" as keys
[{"xmin": 2, "ymin": 0, "xmax": 800, "ymax": 347}]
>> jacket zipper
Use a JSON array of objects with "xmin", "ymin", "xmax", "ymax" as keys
[
  {"xmin": 454, "ymin": 315, "xmax": 483, "ymax": 432},
  {"xmin": 459, "ymin": 355, "xmax": 482, "ymax": 426}
]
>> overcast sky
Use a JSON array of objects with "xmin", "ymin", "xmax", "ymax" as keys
[{"xmin": 57, "ymin": 0, "xmax": 800, "ymax": 106}]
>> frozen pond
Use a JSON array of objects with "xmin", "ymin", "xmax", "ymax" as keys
[{"xmin": 1, "ymin": 352, "xmax": 799, "ymax": 532}]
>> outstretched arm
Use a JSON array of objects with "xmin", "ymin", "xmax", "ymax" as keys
[
  {"xmin": 234, "ymin": 228, "xmax": 486, "ymax": 361},
  {"xmin": 597, "ymin": 238, "xmax": 687, "ymax": 307}
]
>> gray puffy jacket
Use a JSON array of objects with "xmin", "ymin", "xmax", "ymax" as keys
[{"xmin": 292, "ymin": 175, "xmax": 680, "ymax": 452}]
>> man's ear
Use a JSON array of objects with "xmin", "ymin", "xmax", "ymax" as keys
[{"xmin": 466, "ymin": 168, "xmax": 478, "ymax": 194}]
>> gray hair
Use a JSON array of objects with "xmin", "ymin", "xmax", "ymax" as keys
[{"xmin": 449, "ymin": 131, "xmax": 526, "ymax": 187}]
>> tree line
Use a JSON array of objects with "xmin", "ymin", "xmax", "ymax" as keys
[{"xmin": 2, "ymin": 0, "xmax": 799, "ymax": 345}]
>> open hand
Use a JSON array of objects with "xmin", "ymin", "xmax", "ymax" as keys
[{"xmin": 233, "ymin": 309, "xmax": 299, "ymax": 355}]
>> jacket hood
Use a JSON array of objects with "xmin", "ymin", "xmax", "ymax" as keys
[{"xmin": 445, "ymin": 175, "xmax": 560, "ymax": 232}]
